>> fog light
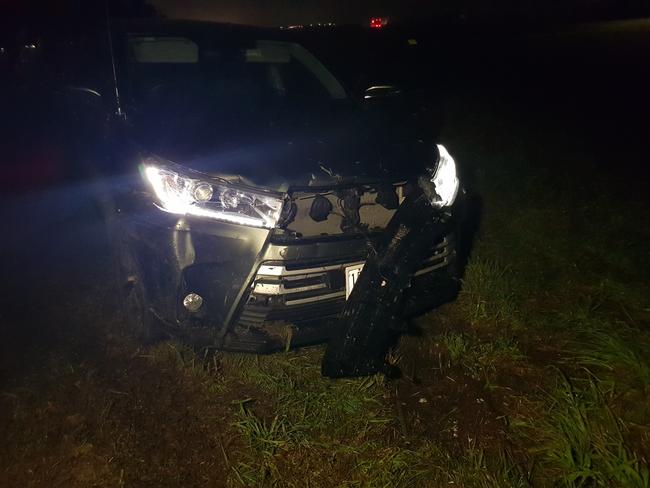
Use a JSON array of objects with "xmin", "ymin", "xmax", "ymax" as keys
[{"xmin": 183, "ymin": 293, "xmax": 203, "ymax": 312}]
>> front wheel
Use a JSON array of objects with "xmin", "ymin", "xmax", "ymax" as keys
[{"xmin": 107, "ymin": 224, "xmax": 163, "ymax": 343}]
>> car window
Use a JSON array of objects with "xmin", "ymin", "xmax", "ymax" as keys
[
  {"xmin": 130, "ymin": 36, "xmax": 199, "ymax": 63},
  {"xmin": 245, "ymin": 41, "xmax": 346, "ymax": 100},
  {"xmin": 125, "ymin": 36, "xmax": 347, "ymax": 111}
]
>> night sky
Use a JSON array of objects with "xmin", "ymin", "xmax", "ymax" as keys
[
  {"xmin": 150, "ymin": 0, "xmax": 416, "ymax": 26},
  {"xmin": 2, "ymin": 0, "xmax": 647, "ymax": 27},
  {"xmin": 150, "ymin": 0, "xmax": 650, "ymax": 27}
]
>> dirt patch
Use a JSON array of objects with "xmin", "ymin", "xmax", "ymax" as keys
[
  {"xmin": 395, "ymin": 370, "xmax": 505, "ymax": 452},
  {"xmin": 0, "ymin": 321, "xmax": 246, "ymax": 488},
  {"xmin": 394, "ymin": 311, "xmax": 560, "ymax": 460}
]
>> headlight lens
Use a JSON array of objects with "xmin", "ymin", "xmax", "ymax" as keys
[
  {"xmin": 143, "ymin": 164, "xmax": 284, "ymax": 228},
  {"xmin": 419, "ymin": 144, "xmax": 459, "ymax": 208}
]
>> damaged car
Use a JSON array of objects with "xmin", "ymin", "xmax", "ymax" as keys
[{"xmin": 58, "ymin": 20, "xmax": 464, "ymax": 362}]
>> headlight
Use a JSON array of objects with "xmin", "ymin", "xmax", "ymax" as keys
[
  {"xmin": 419, "ymin": 144, "xmax": 459, "ymax": 208},
  {"xmin": 143, "ymin": 163, "xmax": 284, "ymax": 229}
]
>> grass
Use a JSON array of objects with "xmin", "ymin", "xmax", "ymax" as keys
[
  {"xmin": 441, "ymin": 331, "xmax": 470, "ymax": 363},
  {"xmin": 233, "ymin": 399, "xmax": 295, "ymax": 455},
  {"xmin": 439, "ymin": 331, "xmax": 523, "ymax": 381},
  {"xmin": 533, "ymin": 373, "xmax": 649, "ymax": 487},
  {"xmin": 424, "ymin": 82, "xmax": 650, "ymax": 484},
  {"xmin": 218, "ymin": 351, "xmax": 399, "ymax": 486},
  {"xmin": 459, "ymin": 258, "xmax": 520, "ymax": 327},
  {"xmin": 124, "ymin": 339, "xmax": 537, "ymax": 487},
  {"xmin": 576, "ymin": 327, "xmax": 650, "ymax": 391},
  {"xmin": 219, "ymin": 351, "xmax": 391, "ymax": 437}
]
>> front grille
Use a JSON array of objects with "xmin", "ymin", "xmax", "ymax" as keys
[
  {"xmin": 236, "ymin": 236, "xmax": 453, "ymax": 328},
  {"xmin": 239, "ymin": 299, "xmax": 346, "ymax": 328}
]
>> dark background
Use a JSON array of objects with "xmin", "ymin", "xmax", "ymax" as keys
[{"xmin": 3, "ymin": 0, "xmax": 650, "ymax": 24}]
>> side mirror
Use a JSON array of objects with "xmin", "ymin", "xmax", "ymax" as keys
[{"xmin": 363, "ymin": 85, "xmax": 402, "ymax": 100}]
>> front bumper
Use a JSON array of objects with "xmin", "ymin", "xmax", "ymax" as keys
[{"xmin": 127, "ymin": 208, "xmax": 460, "ymax": 353}]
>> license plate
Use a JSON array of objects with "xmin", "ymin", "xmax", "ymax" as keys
[{"xmin": 345, "ymin": 263, "xmax": 365, "ymax": 300}]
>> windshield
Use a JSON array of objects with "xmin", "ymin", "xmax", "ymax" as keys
[{"xmin": 125, "ymin": 36, "xmax": 347, "ymax": 120}]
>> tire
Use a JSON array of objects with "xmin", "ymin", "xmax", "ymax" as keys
[{"xmin": 107, "ymin": 221, "xmax": 162, "ymax": 343}]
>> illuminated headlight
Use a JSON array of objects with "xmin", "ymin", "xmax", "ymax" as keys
[
  {"xmin": 143, "ymin": 163, "xmax": 284, "ymax": 229},
  {"xmin": 419, "ymin": 144, "xmax": 459, "ymax": 208}
]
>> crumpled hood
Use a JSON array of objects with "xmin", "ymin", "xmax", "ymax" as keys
[{"xmin": 134, "ymin": 105, "xmax": 433, "ymax": 190}]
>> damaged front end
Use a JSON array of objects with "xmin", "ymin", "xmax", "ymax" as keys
[
  {"xmin": 115, "ymin": 145, "xmax": 462, "ymax": 376},
  {"xmin": 320, "ymin": 144, "xmax": 461, "ymax": 377}
]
